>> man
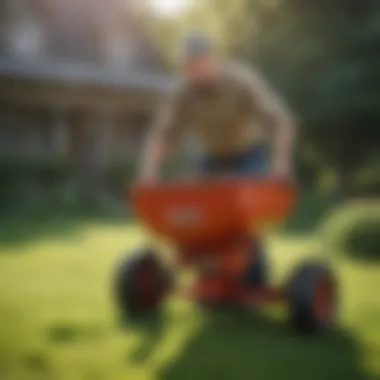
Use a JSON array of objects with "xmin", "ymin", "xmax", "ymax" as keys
[
  {"xmin": 138, "ymin": 32, "xmax": 296, "ymax": 288},
  {"xmin": 139, "ymin": 32, "xmax": 296, "ymax": 181}
]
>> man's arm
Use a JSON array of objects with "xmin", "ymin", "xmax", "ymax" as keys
[
  {"xmin": 238, "ymin": 65, "xmax": 297, "ymax": 177},
  {"xmin": 138, "ymin": 83, "xmax": 188, "ymax": 182}
]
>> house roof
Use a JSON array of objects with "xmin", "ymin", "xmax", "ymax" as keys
[{"xmin": 0, "ymin": 57, "xmax": 172, "ymax": 92}]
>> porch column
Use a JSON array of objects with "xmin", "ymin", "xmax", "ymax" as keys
[
  {"xmin": 90, "ymin": 109, "xmax": 113, "ymax": 186},
  {"xmin": 51, "ymin": 107, "xmax": 68, "ymax": 159}
]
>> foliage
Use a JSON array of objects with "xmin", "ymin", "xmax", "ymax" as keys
[
  {"xmin": 0, "ymin": 158, "xmax": 133, "ymax": 217},
  {"xmin": 0, "ymin": 156, "xmax": 188, "ymax": 217},
  {"xmin": 283, "ymin": 190, "xmax": 335, "ymax": 233},
  {"xmin": 246, "ymin": 0, "xmax": 380, "ymax": 194}
]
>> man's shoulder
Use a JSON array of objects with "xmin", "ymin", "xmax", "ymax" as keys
[{"xmin": 222, "ymin": 61, "xmax": 263, "ymax": 86}]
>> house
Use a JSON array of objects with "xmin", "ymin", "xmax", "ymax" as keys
[{"xmin": 0, "ymin": 0, "xmax": 172, "ymax": 187}]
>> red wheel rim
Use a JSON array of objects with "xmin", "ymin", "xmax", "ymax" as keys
[
  {"xmin": 314, "ymin": 277, "xmax": 334, "ymax": 322},
  {"xmin": 138, "ymin": 263, "xmax": 160, "ymax": 307}
]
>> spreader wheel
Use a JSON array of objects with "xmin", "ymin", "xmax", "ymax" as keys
[
  {"xmin": 287, "ymin": 261, "xmax": 337, "ymax": 334},
  {"xmin": 115, "ymin": 247, "xmax": 173, "ymax": 316}
]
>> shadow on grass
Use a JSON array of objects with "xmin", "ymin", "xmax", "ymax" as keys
[
  {"xmin": 0, "ymin": 214, "xmax": 133, "ymax": 250},
  {"xmin": 47, "ymin": 322, "xmax": 108, "ymax": 344},
  {"xmin": 121, "ymin": 310, "xmax": 166, "ymax": 363},
  {"xmin": 22, "ymin": 352, "xmax": 51, "ymax": 374},
  {"xmin": 132, "ymin": 308, "xmax": 369, "ymax": 380}
]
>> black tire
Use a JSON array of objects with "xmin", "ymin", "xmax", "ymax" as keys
[
  {"xmin": 243, "ymin": 239, "xmax": 269, "ymax": 287},
  {"xmin": 287, "ymin": 261, "xmax": 337, "ymax": 334},
  {"xmin": 114, "ymin": 247, "xmax": 173, "ymax": 316}
]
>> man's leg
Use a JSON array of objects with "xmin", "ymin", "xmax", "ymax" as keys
[{"xmin": 238, "ymin": 144, "xmax": 269, "ymax": 176}]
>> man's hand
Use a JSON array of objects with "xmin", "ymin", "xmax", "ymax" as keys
[
  {"xmin": 270, "ymin": 157, "xmax": 293, "ymax": 179},
  {"xmin": 137, "ymin": 171, "xmax": 159, "ymax": 185}
]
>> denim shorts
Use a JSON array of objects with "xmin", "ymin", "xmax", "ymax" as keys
[{"xmin": 198, "ymin": 144, "xmax": 269, "ymax": 176}]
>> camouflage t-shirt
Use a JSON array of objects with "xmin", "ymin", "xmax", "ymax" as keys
[{"xmin": 153, "ymin": 62, "xmax": 287, "ymax": 156}]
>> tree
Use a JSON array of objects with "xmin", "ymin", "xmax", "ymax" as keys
[{"xmin": 242, "ymin": 0, "xmax": 380, "ymax": 196}]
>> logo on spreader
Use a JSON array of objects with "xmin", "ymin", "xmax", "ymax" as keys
[{"xmin": 165, "ymin": 206, "xmax": 201, "ymax": 226}]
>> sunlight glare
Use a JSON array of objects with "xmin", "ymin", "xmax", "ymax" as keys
[{"xmin": 149, "ymin": 0, "xmax": 191, "ymax": 16}]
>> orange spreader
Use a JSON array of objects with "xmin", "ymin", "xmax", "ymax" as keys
[{"xmin": 130, "ymin": 178, "xmax": 295, "ymax": 246}]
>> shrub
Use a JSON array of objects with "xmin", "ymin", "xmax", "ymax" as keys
[
  {"xmin": 344, "ymin": 218, "xmax": 380, "ymax": 259},
  {"xmin": 320, "ymin": 201, "xmax": 380, "ymax": 260},
  {"xmin": 283, "ymin": 190, "xmax": 334, "ymax": 233}
]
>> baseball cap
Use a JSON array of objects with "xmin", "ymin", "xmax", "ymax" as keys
[{"xmin": 181, "ymin": 31, "xmax": 214, "ymax": 59}]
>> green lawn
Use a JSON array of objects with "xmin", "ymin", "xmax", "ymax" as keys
[{"xmin": 0, "ymin": 220, "xmax": 379, "ymax": 380}]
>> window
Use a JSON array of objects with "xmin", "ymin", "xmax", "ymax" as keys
[
  {"xmin": 7, "ymin": 17, "xmax": 45, "ymax": 58},
  {"xmin": 104, "ymin": 30, "xmax": 137, "ymax": 68}
]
